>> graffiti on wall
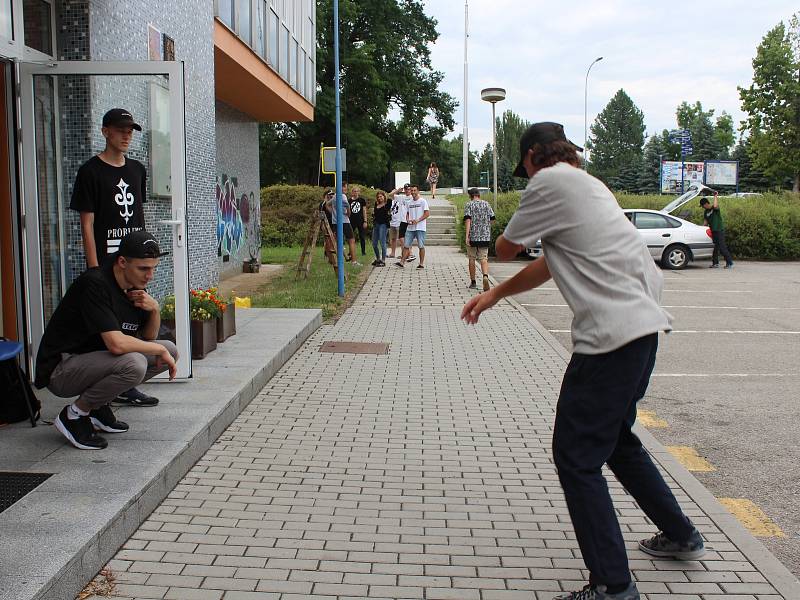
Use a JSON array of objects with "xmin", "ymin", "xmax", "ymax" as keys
[{"xmin": 215, "ymin": 174, "xmax": 260, "ymax": 259}]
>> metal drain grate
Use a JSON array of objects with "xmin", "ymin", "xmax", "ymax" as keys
[
  {"xmin": 0, "ymin": 472, "xmax": 52, "ymax": 514},
  {"xmin": 320, "ymin": 341, "xmax": 389, "ymax": 355}
]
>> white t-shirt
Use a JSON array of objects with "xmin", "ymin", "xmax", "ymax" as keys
[
  {"xmin": 390, "ymin": 194, "xmax": 409, "ymax": 227},
  {"xmin": 503, "ymin": 162, "xmax": 672, "ymax": 354},
  {"xmin": 405, "ymin": 197, "xmax": 429, "ymax": 231}
]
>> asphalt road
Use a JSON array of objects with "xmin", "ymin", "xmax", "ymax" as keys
[{"xmin": 490, "ymin": 258, "xmax": 800, "ymax": 579}]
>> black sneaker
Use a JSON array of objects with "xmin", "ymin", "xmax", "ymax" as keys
[
  {"xmin": 395, "ymin": 262, "xmax": 404, "ymax": 268},
  {"xmin": 114, "ymin": 387, "xmax": 159, "ymax": 407},
  {"xmin": 416, "ymin": 264, "xmax": 424, "ymax": 269},
  {"xmin": 709, "ymin": 263, "xmax": 720, "ymax": 268},
  {"xmin": 638, "ymin": 528, "xmax": 705, "ymax": 560},
  {"xmin": 54, "ymin": 407, "xmax": 108, "ymax": 450},
  {"xmin": 468, "ymin": 281, "xmax": 477, "ymax": 289},
  {"xmin": 90, "ymin": 405, "xmax": 129, "ymax": 433},
  {"xmin": 553, "ymin": 583, "xmax": 639, "ymax": 600}
]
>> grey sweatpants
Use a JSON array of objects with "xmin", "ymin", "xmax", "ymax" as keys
[{"xmin": 47, "ymin": 341, "xmax": 178, "ymax": 410}]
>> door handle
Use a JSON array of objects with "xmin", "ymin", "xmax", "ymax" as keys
[
  {"xmin": 662, "ymin": 233, "xmax": 671, "ymax": 237},
  {"xmin": 158, "ymin": 207, "xmax": 185, "ymax": 248}
]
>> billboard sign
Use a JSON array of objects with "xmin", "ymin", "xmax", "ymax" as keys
[
  {"xmin": 661, "ymin": 161, "xmax": 704, "ymax": 194},
  {"xmin": 705, "ymin": 160, "xmax": 739, "ymax": 187}
]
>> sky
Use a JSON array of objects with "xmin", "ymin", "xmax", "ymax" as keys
[{"xmin": 423, "ymin": 0, "xmax": 795, "ymax": 155}]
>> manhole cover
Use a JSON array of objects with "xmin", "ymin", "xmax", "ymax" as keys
[
  {"xmin": 320, "ymin": 341, "xmax": 389, "ymax": 354},
  {"xmin": 0, "ymin": 472, "xmax": 52, "ymax": 514}
]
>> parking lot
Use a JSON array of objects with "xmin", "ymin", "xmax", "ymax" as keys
[{"xmin": 491, "ymin": 259, "xmax": 800, "ymax": 578}]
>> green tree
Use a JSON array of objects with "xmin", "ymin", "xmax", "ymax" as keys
[
  {"xmin": 733, "ymin": 139, "xmax": 775, "ymax": 191},
  {"xmin": 586, "ymin": 89, "xmax": 646, "ymax": 186},
  {"xmin": 739, "ymin": 15, "xmax": 800, "ymax": 192},
  {"xmin": 260, "ymin": 0, "xmax": 457, "ymax": 187},
  {"xmin": 636, "ymin": 135, "xmax": 666, "ymax": 194},
  {"xmin": 675, "ymin": 101, "xmax": 735, "ymax": 160}
]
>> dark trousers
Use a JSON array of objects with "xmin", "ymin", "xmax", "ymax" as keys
[
  {"xmin": 351, "ymin": 219, "xmax": 367, "ymax": 255},
  {"xmin": 552, "ymin": 333, "xmax": 693, "ymax": 586},
  {"xmin": 711, "ymin": 230, "xmax": 733, "ymax": 265}
]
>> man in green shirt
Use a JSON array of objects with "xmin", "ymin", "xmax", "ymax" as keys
[{"xmin": 700, "ymin": 196, "xmax": 733, "ymax": 268}]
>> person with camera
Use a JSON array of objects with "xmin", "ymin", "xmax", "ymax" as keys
[
  {"xmin": 35, "ymin": 231, "xmax": 178, "ymax": 450},
  {"xmin": 461, "ymin": 122, "xmax": 704, "ymax": 600}
]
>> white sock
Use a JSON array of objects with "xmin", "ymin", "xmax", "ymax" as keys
[{"xmin": 67, "ymin": 403, "xmax": 89, "ymax": 420}]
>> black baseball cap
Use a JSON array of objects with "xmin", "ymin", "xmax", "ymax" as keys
[
  {"xmin": 468, "ymin": 187, "xmax": 480, "ymax": 197},
  {"xmin": 118, "ymin": 230, "xmax": 168, "ymax": 259},
  {"xmin": 102, "ymin": 108, "xmax": 142, "ymax": 131},
  {"xmin": 512, "ymin": 122, "xmax": 583, "ymax": 178}
]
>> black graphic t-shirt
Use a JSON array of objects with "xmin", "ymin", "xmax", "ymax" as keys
[
  {"xmin": 349, "ymin": 197, "xmax": 366, "ymax": 224},
  {"xmin": 373, "ymin": 203, "xmax": 390, "ymax": 226},
  {"xmin": 35, "ymin": 261, "xmax": 149, "ymax": 388},
  {"xmin": 70, "ymin": 156, "xmax": 147, "ymax": 261}
]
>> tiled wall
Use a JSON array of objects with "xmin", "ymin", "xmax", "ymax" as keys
[
  {"xmin": 54, "ymin": 0, "xmax": 218, "ymax": 301},
  {"xmin": 214, "ymin": 101, "xmax": 261, "ymax": 279}
]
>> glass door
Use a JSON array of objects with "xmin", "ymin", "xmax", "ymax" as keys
[{"xmin": 18, "ymin": 61, "xmax": 191, "ymax": 379}]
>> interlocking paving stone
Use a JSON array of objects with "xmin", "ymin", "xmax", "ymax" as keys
[{"xmin": 86, "ymin": 246, "xmax": 800, "ymax": 599}]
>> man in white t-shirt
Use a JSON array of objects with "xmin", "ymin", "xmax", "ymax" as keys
[
  {"xmin": 461, "ymin": 123, "xmax": 703, "ymax": 600},
  {"xmin": 388, "ymin": 184, "xmax": 414, "ymax": 260},
  {"xmin": 397, "ymin": 185, "xmax": 430, "ymax": 269}
]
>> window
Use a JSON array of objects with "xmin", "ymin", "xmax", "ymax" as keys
[
  {"xmin": 255, "ymin": 0, "xmax": 265, "ymax": 57},
  {"xmin": 217, "ymin": 0, "xmax": 234, "ymax": 28},
  {"xmin": 307, "ymin": 55, "xmax": 314, "ymax": 102},
  {"xmin": 298, "ymin": 48, "xmax": 305, "ymax": 97},
  {"xmin": 268, "ymin": 8, "xmax": 278, "ymax": 66},
  {"xmin": 634, "ymin": 212, "xmax": 671, "ymax": 230},
  {"xmin": 1, "ymin": 0, "xmax": 13, "ymax": 41},
  {"xmin": 238, "ymin": 0, "xmax": 251, "ymax": 44},
  {"xmin": 23, "ymin": 0, "xmax": 52, "ymax": 55},
  {"xmin": 279, "ymin": 24, "xmax": 289, "ymax": 79},
  {"xmin": 289, "ymin": 37, "xmax": 297, "ymax": 88}
]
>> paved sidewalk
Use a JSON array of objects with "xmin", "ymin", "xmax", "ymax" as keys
[{"xmin": 88, "ymin": 247, "xmax": 800, "ymax": 599}]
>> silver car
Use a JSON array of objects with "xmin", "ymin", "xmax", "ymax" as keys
[{"xmin": 527, "ymin": 183, "xmax": 716, "ymax": 270}]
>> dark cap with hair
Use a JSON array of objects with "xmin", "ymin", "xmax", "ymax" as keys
[
  {"xmin": 468, "ymin": 187, "xmax": 480, "ymax": 197},
  {"xmin": 118, "ymin": 230, "xmax": 168, "ymax": 259},
  {"xmin": 512, "ymin": 122, "xmax": 583, "ymax": 178},
  {"xmin": 102, "ymin": 108, "xmax": 142, "ymax": 131},
  {"xmin": 699, "ymin": 197, "xmax": 711, "ymax": 206}
]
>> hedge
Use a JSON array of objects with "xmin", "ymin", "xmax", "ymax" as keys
[
  {"xmin": 260, "ymin": 184, "xmax": 385, "ymax": 247},
  {"xmin": 451, "ymin": 191, "xmax": 800, "ymax": 260}
]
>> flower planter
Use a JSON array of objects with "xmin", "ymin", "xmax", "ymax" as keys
[
  {"xmin": 191, "ymin": 318, "xmax": 217, "ymax": 359},
  {"xmin": 216, "ymin": 302, "xmax": 236, "ymax": 342},
  {"xmin": 243, "ymin": 260, "xmax": 260, "ymax": 273}
]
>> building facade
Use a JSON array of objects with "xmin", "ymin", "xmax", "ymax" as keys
[{"xmin": 0, "ymin": 0, "xmax": 315, "ymax": 376}]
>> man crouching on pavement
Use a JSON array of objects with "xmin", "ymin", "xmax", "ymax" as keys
[
  {"xmin": 461, "ymin": 123, "xmax": 704, "ymax": 600},
  {"xmin": 35, "ymin": 230, "xmax": 178, "ymax": 450}
]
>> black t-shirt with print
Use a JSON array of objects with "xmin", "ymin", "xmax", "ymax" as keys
[
  {"xmin": 373, "ymin": 203, "xmax": 390, "ymax": 226},
  {"xmin": 349, "ymin": 197, "xmax": 366, "ymax": 224},
  {"xmin": 70, "ymin": 155, "xmax": 147, "ymax": 262},
  {"xmin": 34, "ymin": 261, "xmax": 149, "ymax": 388}
]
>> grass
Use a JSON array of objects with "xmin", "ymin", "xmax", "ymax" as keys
[{"xmin": 250, "ymin": 245, "xmax": 369, "ymax": 320}]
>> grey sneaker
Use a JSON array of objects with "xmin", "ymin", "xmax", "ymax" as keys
[
  {"xmin": 553, "ymin": 583, "xmax": 639, "ymax": 600},
  {"xmin": 638, "ymin": 528, "xmax": 705, "ymax": 560}
]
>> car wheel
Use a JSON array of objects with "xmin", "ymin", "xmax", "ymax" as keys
[{"xmin": 661, "ymin": 244, "xmax": 690, "ymax": 270}]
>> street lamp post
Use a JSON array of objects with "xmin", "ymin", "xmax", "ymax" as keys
[
  {"xmin": 481, "ymin": 87, "xmax": 506, "ymax": 208},
  {"xmin": 583, "ymin": 56, "xmax": 603, "ymax": 170},
  {"xmin": 462, "ymin": 1, "xmax": 469, "ymax": 193}
]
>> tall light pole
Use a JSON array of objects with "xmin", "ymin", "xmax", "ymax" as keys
[
  {"xmin": 333, "ymin": 0, "xmax": 345, "ymax": 296},
  {"xmin": 461, "ymin": 1, "xmax": 469, "ymax": 193},
  {"xmin": 481, "ymin": 87, "xmax": 506, "ymax": 208},
  {"xmin": 584, "ymin": 56, "xmax": 603, "ymax": 170}
]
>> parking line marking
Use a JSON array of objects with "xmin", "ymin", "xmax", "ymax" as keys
[
  {"xmin": 547, "ymin": 329, "xmax": 799, "ymax": 334},
  {"xmin": 521, "ymin": 303, "xmax": 796, "ymax": 311},
  {"xmin": 666, "ymin": 446, "xmax": 716, "ymax": 472},
  {"xmin": 637, "ymin": 410, "xmax": 668, "ymax": 428},
  {"xmin": 652, "ymin": 373, "xmax": 793, "ymax": 378},
  {"xmin": 718, "ymin": 498, "xmax": 785, "ymax": 537}
]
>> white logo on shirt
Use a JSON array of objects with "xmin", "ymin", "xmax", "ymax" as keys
[
  {"xmin": 115, "ymin": 178, "xmax": 135, "ymax": 223},
  {"xmin": 121, "ymin": 322, "xmax": 139, "ymax": 331}
]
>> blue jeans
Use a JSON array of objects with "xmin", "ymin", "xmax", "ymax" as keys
[
  {"xmin": 371, "ymin": 223, "xmax": 388, "ymax": 261},
  {"xmin": 404, "ymin": 229, "xmax": 426, "ymax": 248},
  {"xmin": 553, "ymin": 333, "xmax": 693, "ymax": 586}
]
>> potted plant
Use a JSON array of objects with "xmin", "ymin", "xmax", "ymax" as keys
[
  {"xmin": 208, "ymin": 287, "xmax": 236, "ymax": 342},
  {"xmin": 190, "ymin": 289, "xmax": 222, "ymax": 359},
  {"xmin": 159, "ymin": 295, "xmax": 177, "ymax": 342}
]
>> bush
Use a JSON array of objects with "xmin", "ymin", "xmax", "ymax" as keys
[
  {"xmin": 452, "ymin": 189, "xmax": 800, "ymax": 260},
  {"xmin": 260, "ymin": 184, "xmax": 386, "ymax": 247}
]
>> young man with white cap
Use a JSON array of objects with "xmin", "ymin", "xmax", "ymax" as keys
[{"xmin": 461, "ymin": 122, "xmax": 704, "ymax": 600}]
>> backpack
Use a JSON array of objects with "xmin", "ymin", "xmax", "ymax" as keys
[{"xmin": 0, "ymin": 354, "xmax": 41, "ymax": 425}]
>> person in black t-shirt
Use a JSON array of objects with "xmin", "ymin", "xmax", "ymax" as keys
[
  {"xmin": 70, "ymin": 108, "xmax": 156, "ymax": 407},
  {"xmin": 36, "ymin": 231, "xmax": 178, "ymax": 450},
  {"xmin": 348, "ymin": 185, "xmax": 368, "ymax": 256},
  {"xmin": 370, "ymin": 191, "xmax": 391, "ymax": 266}
]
